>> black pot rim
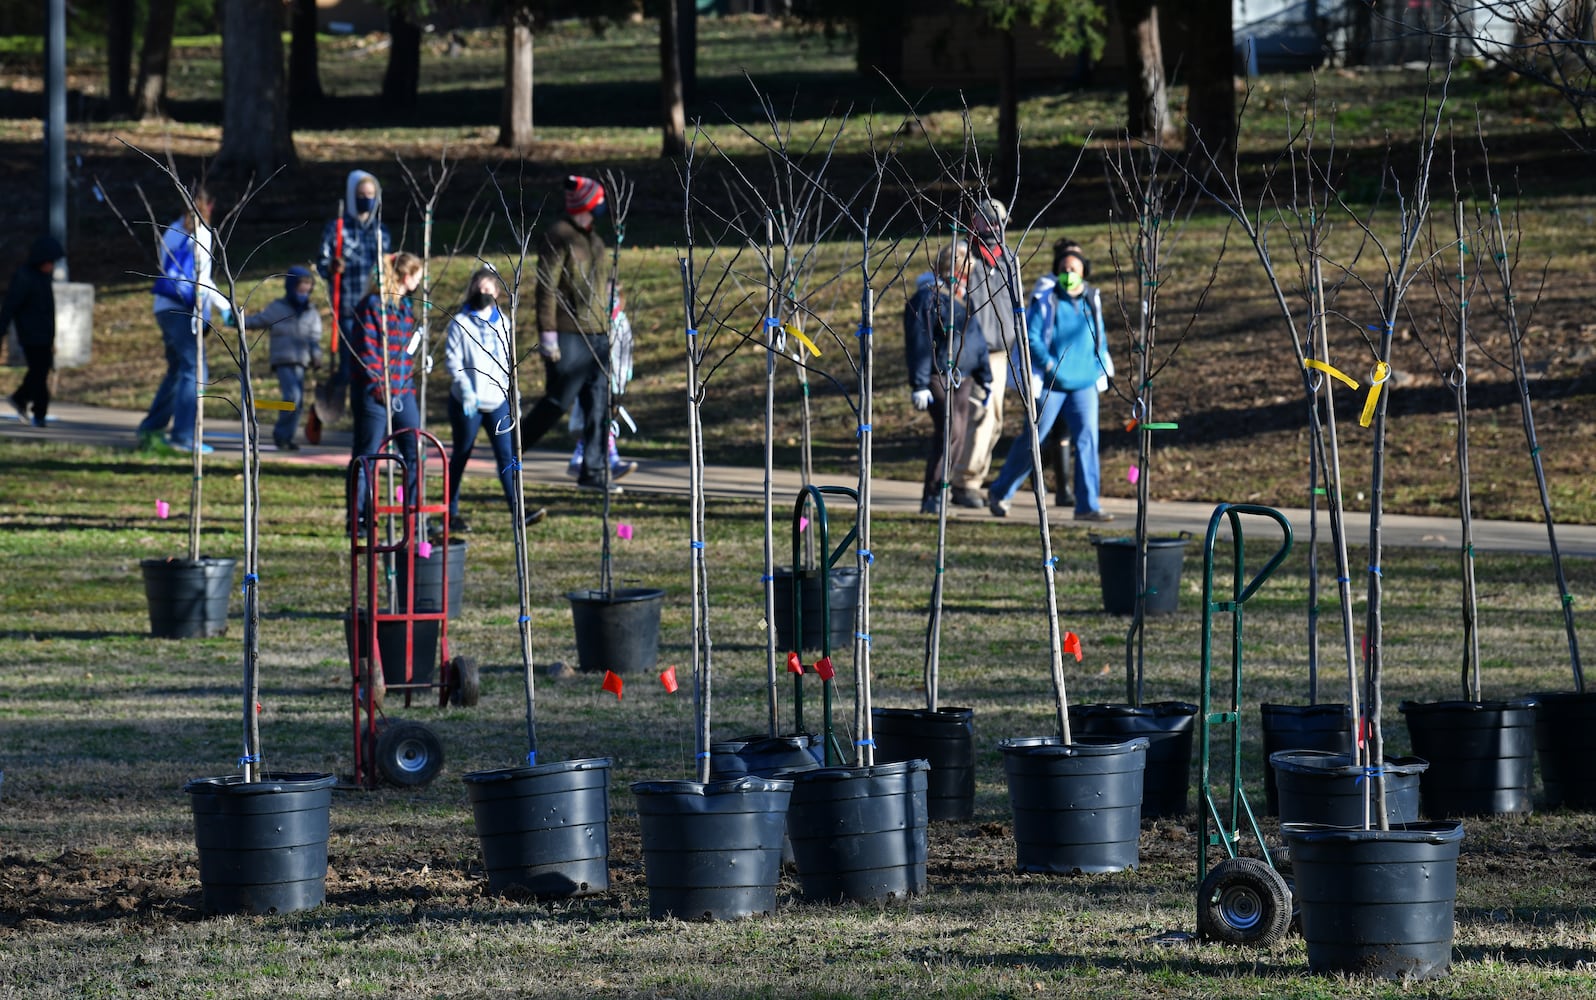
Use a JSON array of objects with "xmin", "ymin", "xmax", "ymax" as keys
[
  {"xmin": 567, "ymin": 586, "xmax": 666, "ymax": 606},
  {"xmin": 1269, "ymin": 750, "xmax": 1428, "ymax": 777},
  {"xmin": 715, "ymin": 732, "xmax": 819, "ymax": 749},
  {"xmin": 141, "ymin": 555, "xmax": 237, "ymax": 570},
  {"xmin": 1068, "ymin": 701, "xmax": 1199, "ymax": 719},
  {"xmin": 1523, "ymin": 690, "xmax": 1596, "ymax": 706},
  {"xmin": 1398, "ymin": 697, "xmax": 1537, "ymax": 715},
  {"xmin": 1260, "ymin": 701, "xmax": 1351, "ymax": 716},
  {"xmin": 461, "ymin": 756, "xmax": 612, "ymax": 784},
  {"xmin": 1281, "ymin": 819, "xmax": 1465, "ymax": 845},
  {"xmin": 998, "ymin": 735, "xmax": 1151, "ymax": 757},
  {"xmin": 871, "ymin": 706, "xmax": 975, "ymax": 721},
  {"xmin": 630, "ymin": 775, "xmax": 793, "ymax": 796},
  {"xmin": 784, "ymin": 760, "xmax": 930, "ymax": 783},
  {"xmin": 1089, "ymin": 535, "xmax": 1189, "ymax": 550},
  {"xmin": 183, "ymin": 771, "xmax": 336, "ymax": 795},
  {"xmin": 771, "ymin": 564, "xmax": 863, "ymax": 579}
]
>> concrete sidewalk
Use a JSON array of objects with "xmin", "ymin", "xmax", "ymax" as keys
[{"xmin": 6, "ymin": 401, "xmax": 1595, "ymax": 557}]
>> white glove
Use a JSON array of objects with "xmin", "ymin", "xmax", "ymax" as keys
[
  {"xmin": 539, "ymin": 331, "xmax": 561, "ymax": 363},
  {"xmin": 911, "ymin": 389, "xmax": 932, "ymax": 412}
]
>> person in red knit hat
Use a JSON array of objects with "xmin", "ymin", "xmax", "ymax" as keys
[{"xmin": 519, "ymin": 175, "xmax": 630, "ymax": 492}]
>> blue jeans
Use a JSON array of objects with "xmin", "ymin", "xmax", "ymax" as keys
[
  {"xmin": 447, "ymin": 397, "xmax": 517, "ymax": 518},
  {"xmin": 273, "ymin": 364, "xmax": 305, "ymax": 444},
  {"xmin": 990, "ymin": 385, "xmax": 1101, "ymax": 515},
  {"xmin": 349, "ymin": 386, "xmax": 419, "ymax": 526},
  {"xmin": 139, "ymin": 309, "xmax": 207, "ymax": 446}
]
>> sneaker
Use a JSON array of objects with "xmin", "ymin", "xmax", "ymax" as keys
[
  {"xmin": 275, "ymin": 439, "xmax": 300, "ymax": 452},
  {"xmin": 919, "ymin": 495, "xmax": 941, "ymax": 515},
  {"xmin": 524, "ymin": 507, "xmax": 548, "ymax": 526},
  {"xmin": 987, "ymin": 494, "xmax": 1011, "ymax": 517},
  {"xmin": 950, "ymin": 488, "xmax": 985, "ymax": 509},
  {"xmin": 565, "ymin": 460, "xmax": 582, "ymax": 479},
  {"xmin": 8, "ymin": 394, "xmax": 25, "ymax": 419},
  {"xmin": 449, "ymin": 514, "xmax": 473, "ymax": 534},
  {"xmin": 171, "ymin": 440, "xmax": 215, "ymax": 455},
  {"xmin": 136, "ymin": 430, "xmax": 176, "ymax": 455},
  {"xmin": 32, "ymin": 415, "xmax": 47, "ymax": 428},
  {"xmin": 1074, "ymin": 509, "xmax": 1115, "ymax": 523},
  {"xmin": 609, "ymin": 459, "xmax": 638, "ymax": 481},
  {"xmin": 1055, "ymin": 491, "xmax": 1076, "ymax": 508},
  {"xmin": 577, "ymin": 479, "xmax": 624, "ymax": 495}
]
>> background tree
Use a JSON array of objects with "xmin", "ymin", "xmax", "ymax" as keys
[
  {"xmin": 214, "ymin": 0, "xmax": 297, "ymax": 176},
  {"xmin": 1119, "ymin": 0, "xmax": 1172, "ymax": 145},
  {"xmin": 678, "ymin": 0, "xmax": 698, "ymax": 103},
  {"xmin": 106, "ymin": 0, "xmax": 135, "ymax": 117},
  {"xmin": 290, "ymin": 0, "xmax": 324, "ymax": 111},
  {"xmin": 383, "ymin": 2, "xmax": 425, "ymax": 110},
  {"xmin": 1177, "ymin": 0, "xmax": 1235, "ymax": 166},
  {"xmin": 134, "ymin": 0, "xmax": 178, "ymax": 119},
  {"xmin": 661, "ymin": 0, "xmax": 688, "ymax": 156},
  {"xmin": 498, "ymin": 4, "xmax": 536, "ymax": 150}
]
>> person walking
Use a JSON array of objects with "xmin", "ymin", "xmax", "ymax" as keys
[
  {"xmin": 241, "ymin": 266, "xmax": 322, "ymax": 450},
  {"xmin": 316, "ymin": 170, "xmax": 393, "ymax": 423},
  {"xmin": 2, "ymin": 235, "xmax": 64, "ymax": 428},
  {"xmin": 987, "ymin": 239, "xmax": 1114, "ymax": 522},
  {"xmin": 950, "ymin": 198, "xmax": 1022, "ymax": 508},
  {"xmin": 519, "ymin": 176, "xmax": 628, "ymax": 494},
  {"xmin": 444, "ymin": 266, "xmax": 547, "ymax": 532},
  {"xmin": 137, "ymin": 187, "xmax": 229, "ymax": 454},
  {"xmin": 564, "ymin": 288, "xmax": 637, "ymax": 480},
  {"xmin": 349, "ymin": 252, "xmax": 423, "ymax": 532},
  {"xmin": 905, "ymin": 241, "xmax": 990, "ymax": 515}
]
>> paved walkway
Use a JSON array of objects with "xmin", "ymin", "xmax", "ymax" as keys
[{"xmin": 6, "ymin": 401, "xmax": 1595, "ymax": 557}]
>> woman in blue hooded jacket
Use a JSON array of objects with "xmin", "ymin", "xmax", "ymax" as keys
[{"xmin": 987, "ymin": 240, "xmax": 1114, "ymax": 521}]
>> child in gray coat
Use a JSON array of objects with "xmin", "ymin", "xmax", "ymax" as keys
[{"xmin": 244, "ymin": 266, "xmax": 323, "ymax": 449}]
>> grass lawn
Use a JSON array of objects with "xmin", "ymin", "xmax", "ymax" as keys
[{"xmin": 0, "ymin": 437, "xmax": 1593, "ymax": 997}]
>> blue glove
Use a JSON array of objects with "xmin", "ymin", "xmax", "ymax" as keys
[{"xmin": 460, "ymin": 389, "xmax": 478, "ymax": 419}]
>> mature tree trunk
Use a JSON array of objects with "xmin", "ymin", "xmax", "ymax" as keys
[
  {"xmin": 995, "ymin": 28, "xmax": 1018, "ymax": 200},
  {"xmin": 678, "ymin": 0, "xmax": 698, "ymax": 105},
  {"xmin": 214, "ymin": 0, "xmax": 297, "ymax": 177},
  {"xmin": 381, "ymin": 8, "xmax": 422, "ymax": 110},
  {"xmin": 1121, "ymin": 0, "xmax": 1172, "ymax": 145},
  {"xmin": 660, "ymin": 0, "xmax": 687, "ymax": 157},
  {"xmin": 134, "ymin": 0, "xmax": 177, "ymax": 120},
  {"xmin": 857, "ymin": 0, "xmax": 905, "ymax": 80},
  {"xmin": 1347, "ymin": 0, "xmax": 1373, "ymax": 66},
  {"xmin": 497, "ymin": 9, "xmax": 534, "ymax": 150},
  {"xmin": 1182, "ymin": 0, "xmax": 1235, "ymax": 169},
  {"xmin": 106, "ymin": 0, "xmax": 135, "ymax": 117},
  {"xmin": 289, "ymin": 0, "xmax": 324, "ymax": 110}
]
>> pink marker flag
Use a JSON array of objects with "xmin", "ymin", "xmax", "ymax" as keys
[
  {"xmin": 617, "ymin": 523, "xmax": 633, "ymax": 540},
  {"xmin": 417, "ymin": 540, "xmax": 433, "ymax": 559},
  {"xmin": 395, "ymin": 486, "xmax": 404, "ymax": 503},
  {"xmin": 155, "ymin": 500, "xmax": 170, "ymax": 519},
  {"xmin": 1127, "ymin": 465, "xmax": 1140, "ymax": 485},
  {"xmin": 799, "ymin": 516, "xmax": 809, "ymax": 533}
]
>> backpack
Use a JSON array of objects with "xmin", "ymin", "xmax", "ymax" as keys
[{"xmin": 151, "ymin": 227, "xmax": 197, "ymax": 308}]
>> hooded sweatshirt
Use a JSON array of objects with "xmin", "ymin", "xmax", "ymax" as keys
[
  {"xmin": 0, "ymin": 235, "xmax": 63, "ymax": 347},
  {"xmin": 244, "ymin": 266, "xmax": 324, "ymax": 368},
  {"xmin": 317, "ymin": 170, "xmax": 394, "ymax": 320},
  {"xmin": 446, "ymin": 303, "xmax": 512, "ymax": 411}
]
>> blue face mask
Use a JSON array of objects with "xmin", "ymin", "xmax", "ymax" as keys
[
  {"xmin": 590, "ymin": 200, "xmax": 608, "ymax": 220},
  {"xmin": 355, "ymin": 195, "xmax": 375, "ymax": 215},
  {"xmin": 290, "ymin": 290, "xmax": 311, "ymax": 310}
]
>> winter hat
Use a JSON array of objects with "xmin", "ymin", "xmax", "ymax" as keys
[
  {"xmin": 971, "ymin": 198, "xmax": 1008, "ymax": 235},
  {"xmin": 565, "ymin": 176, "xmax": 605, "ymax": 215},
  {"xmin": 284, "ymin": 265, "xmax": 314, "ymax": 295},
  {"xmin": 1052, "ymin": 239, "xmax": 1090, "ymax": 278}
]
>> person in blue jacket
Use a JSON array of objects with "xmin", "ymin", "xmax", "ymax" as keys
[
  {"xmin": 905, "ymin": 241, "xmax": 991, "ymax": 515},
  {"xmin": 987, "ymin": 239, "xmax": 1115, "ymax": 521}
]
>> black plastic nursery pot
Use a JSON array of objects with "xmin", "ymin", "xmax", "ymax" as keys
[
  {"xmin": 394, "ymin": 537, "xmax": 467, "ymax": 619},
  {"xmin": 631, "ymin": 775, "xmax": 793, "ymax": 920},
  {"xmin": 998, "ymin": 736, "xmax": 1149, "ymax": 874},
  {"xmin": 772, "ymin": 564, "xmax": 861, "ymax": 653},
  {"xmin": 141, "ymin": 556, "xmax": 236, "ymax": 639},
  {"xmin": 344, "ymin": 610, "xmax": 440, "ymax": 689},
  {"xmin": 1091, "ymin": 536, "xmax": 1188, "ymax": 616},
  {"xmin": 461, "ymin": 757, "xmax": 611, "ymax": 898},
  {"xmin": 1527, "ymin": 691, "xmax": 1596, "ymax": 810},
  {"xmin": 567, "ymin": 587, "xmax": 665, "ymax": 674},
  {"xmin": 1259, "ymin": 702, "xmax": 1354, "ymax": 816},
  {"xmin": 1399, "ymin": 698, "xmax": 1536, "ymax": 817},
  {"xmin": 1270, "ymin": 750, "xmax": 1427, "ymax": 827},
  {"xmin": 871, "ymin": 707, "xmax": 976, "ymax": 822},
  {"xmin": 709, "ymin": 733, "xmax": 822, "ymax": 780},
  {"xmin": 1067, "ymin": 702, "xmax": 1197, "ymax": 818},
  {"xmin": 785, "ymin": 760, "xmax": 930, "ymax": 904},
  {"xmin": 1281, "ymin": 820, "xmax": 1465, "ymax": 981},
  {"xmin": 184, "ymin": 771, "xmax": 336, "ymax": 916}
]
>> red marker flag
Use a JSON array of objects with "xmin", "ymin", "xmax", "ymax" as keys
[
  {"xmin": 660, "ymin": 665, "xmax": 679, "ymax": 693},
  {"xmin": 1063, "ymin": 631, "xmax": 1083, "ymax": 662},
  {"xmin": 601, "ymin": 670, "xmax": 624, "ymax": 700},
  {"xmin": 786, "ymin": 651, "xmax": 804, "ymax": 674},
  {"xmin": 814, "ymin": 656, "xmax": 835, "ymax": 680}
]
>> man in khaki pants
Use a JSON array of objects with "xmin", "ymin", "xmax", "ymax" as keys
[{"xmin": 950, "ymin": 199, "xmax": 1022, "ymax": 508}]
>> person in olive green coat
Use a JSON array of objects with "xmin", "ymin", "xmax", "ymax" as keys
[{"xmin": 518, "ymin": 175, "xmax": 627, "ymax": 492}]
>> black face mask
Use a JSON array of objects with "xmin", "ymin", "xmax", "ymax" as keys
[
  {"xmin": 355, "ymin": 195, "xmax": 376, "ymax": 215},
  {"xmin": 467, "ymin": 291, "xmax": 495, "ymax": 311}
]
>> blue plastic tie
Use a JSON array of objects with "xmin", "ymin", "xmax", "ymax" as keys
[
  {"xmin": 527, "ymin": 750, "xmax": 537, "ymax": 766},
  {"xmin": 855, "ymin": 631, "xmax": 872, "ymax": 643},
  {"xmin": 241, "ymin": 573, "xmax": 257, "ymax": 595},
  {"xmin": 691, "ymin": 540, "xmax": 705, "ymax": 550},
  {"xmin": 855, "ymin": 739, "xmax": 875, "ymax": 747},
  {"xmin": 686, "ymin": 327, "xmax": 698, "ymax": 337},
  {"xmin": 1336, "ymin": 575, "xmax": 1350, "ymax": 584},
  {"xmin": 1369, "ymin": 565, "xmax": 1382, "ymax": 577},
  {"xmin": 764, "ymin": 317, "xmax": 780, "ymax": 329},
  {"xmin": 695, "ymin": 751, "xmax": 711, "ymax": 759},
  {"xmin": 518, "ymin": 615, "xmax": 530, "ymax": 623},
  {"xmin": 505, "ymin": 456, "xmax": 521, "ymax": 473},
  {"xmin": 856, "ymin": 423, "xmax": 871, "ymax": 437},
  {"xmin": 1044, "ymin": 556, "xmax": 1058, "ymax": 568},
  {"xmin": 761, "ymin": 574, "xmax": 774, "ymax": 582},
  {"xmin": 237, "ymin": 753, "xmax": 259, "ymax": 768},
  {"xmin": 856, "ymin": 324, "xmax": 873, "ymax": 338},
  {"xmin": 1355, "ymin": 766, "xmax": 1384, "ymax": 785},
  {"xmin": 858, "ymin": 549, "xmax": 874, "ymax": 564}
]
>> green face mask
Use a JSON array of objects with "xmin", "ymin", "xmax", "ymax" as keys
[{"xmin": 1063, "ymin": 272, "xmax": 1084, "ymax": 294}]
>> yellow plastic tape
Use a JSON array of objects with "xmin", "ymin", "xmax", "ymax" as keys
[
  {"xmin": 253, "ymin": 399, "xmax": 296, "ymax": 412},
  {"xmin": 1303, "ymin": 358, "xmax": 1360, "ymax": 390},
  {"xmin": 1359, "ymin": 361, "xmax": 1390, "ymax": 428},
  {"xmin": 783, "ymin": 323, "xmax": 822, "ymax": 358}
]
